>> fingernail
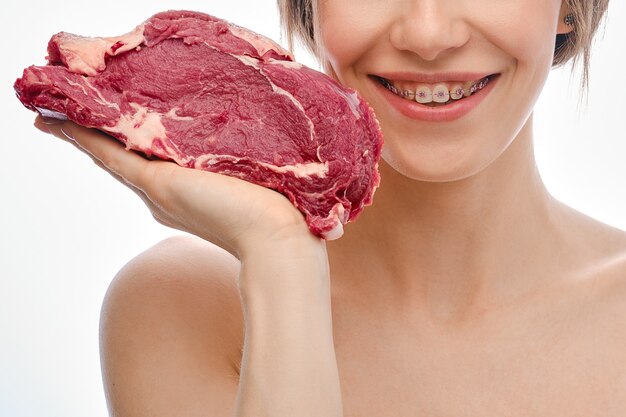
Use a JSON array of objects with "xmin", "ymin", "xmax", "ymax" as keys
[
  {"xmin": 41, "ymin": 116, "xmax": 65, "ymax": 125},
  {"xmin": 60, "ymin": 126, "xmax": 75, "ymax": 142}
]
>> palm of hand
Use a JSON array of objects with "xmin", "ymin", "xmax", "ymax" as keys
[{"xmin": 35, "ymin": 117, "xmax": 319, "ymax": 259}]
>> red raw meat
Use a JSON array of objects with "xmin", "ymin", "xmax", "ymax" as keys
[{"xmin": 14, "ymin": 10, "xmax": 383, "ymax": 240}]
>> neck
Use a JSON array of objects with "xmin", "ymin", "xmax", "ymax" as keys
[{"xmin": 327, "ymin": 115, "xmax": 568, "ymax": 322}]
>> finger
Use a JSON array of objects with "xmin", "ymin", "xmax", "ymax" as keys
[
  {"xmin": 85, "ymin": 147, "xmax": 178, "ymax": 229},
  {"xmin": 37, "ymin": 116, "xmax": 155, "ymax": 189},
  {"xmin": 33, "ymin": 116, "xmax": 179, "ymax": 229},
  {"xmin": 74, "ymin": 142, "xmax": 178, "ymax": 228},
  {"xmin": 35, "ymin": 116, "xmax": 150, "ymax": 189}
]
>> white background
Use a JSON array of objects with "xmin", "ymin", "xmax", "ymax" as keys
[{"xmin": 1, "ymin": 1, "xmax": 624, "ymax": 416}]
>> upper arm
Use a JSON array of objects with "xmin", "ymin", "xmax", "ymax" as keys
[{"xmin": 99, "ymin": 235, "xmax": 244, "ymax": 417}]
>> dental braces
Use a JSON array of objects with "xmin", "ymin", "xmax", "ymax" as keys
[{"xmin": 382, "ymin": 76, "xmax": 490, "ymax": 99}]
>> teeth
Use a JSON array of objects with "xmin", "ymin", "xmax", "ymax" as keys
[
  {"xmin": 380, "ymin": 76, "xmax": 491, "ymax": 103},
  {"xmin": 462, "ymin": 81, "xmax": 474, "ymax": 97},
  {"xmin": 432, "ymin": 84, "xmax": 450, "ymax": 103},
  {"xmin": 414, "ymin": 86, "xmax": 432, "ymax": 104},
  {"xmin": 450, "ymin": 83, "xmax": 464, "ymax": 100}
]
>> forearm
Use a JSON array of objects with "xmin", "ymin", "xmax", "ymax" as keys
[{"xmin": 234, "ymin": 240, "xmax": 343, "ymax": 417}]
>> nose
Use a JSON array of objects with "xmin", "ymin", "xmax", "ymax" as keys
[{"xmin": 389, "ymin": 1, "xmax": 470, "ymax": 62}]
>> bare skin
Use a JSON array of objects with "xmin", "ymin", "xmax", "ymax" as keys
[
  {"xmin": 35, "ymin": 0, "xmax": 625, "ymax": 415},
  {"xmin": 320, "ymin": 116, "xmax": 626, "ymax": 416},
  {"xmin": 100, "ymin": 197, "xmax": 626, "ymax": 417},
  {"xmin": 97, "ymin": 113, "xmax": 626, "ymax": 414}
]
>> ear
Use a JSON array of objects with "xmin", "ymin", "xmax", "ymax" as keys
[{"xmin": 557, "ymin": 1, "xmax": 574, "ymax": 35}]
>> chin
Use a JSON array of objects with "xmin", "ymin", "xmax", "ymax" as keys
[{"xmin": 380, "ymin": 142, "xmax": 491, "ymax": 183}]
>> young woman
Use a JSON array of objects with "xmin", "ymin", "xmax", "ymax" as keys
[{"xmin": 35, "ymin": 0, "xmax": 622, "ymax": 415}]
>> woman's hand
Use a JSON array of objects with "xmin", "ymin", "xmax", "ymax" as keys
[
  {"xmin": 36, "ymin": 117, "xmax": 341, "ymax": 417},
  {"xmin": 34, "ymin": 116, "xmax": 324, "ymax": 260}
]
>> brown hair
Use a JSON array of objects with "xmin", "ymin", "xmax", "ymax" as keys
[{"xmin": 277, "ymin": 0, "xmax": 610, "ymax": 104}]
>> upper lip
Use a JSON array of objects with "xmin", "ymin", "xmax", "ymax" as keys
[{"xmin": 373, "ymin": 71, "xmax": 497, "ymax": 84}]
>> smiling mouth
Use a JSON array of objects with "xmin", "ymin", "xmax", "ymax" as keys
[{"xmin": 372, "ymin": 74, "xmax": 496, "ymax": 107}]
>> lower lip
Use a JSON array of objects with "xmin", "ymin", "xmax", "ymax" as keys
[{"xmin": 371, "ymin": 74, "xmax": 500, "ymax": 122}]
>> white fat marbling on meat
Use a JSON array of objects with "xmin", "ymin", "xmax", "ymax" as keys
[
  {"xmin": 193, "ymin": 153, "xmax": 328, "ymax": 178},
  {"xmin": 106, "ymin": 102, "xmax": 163, "ymax": 149},
  {"xmin": 267, "ymin": 58, "xmax": 303, "ymax": 70},
  {"xmin": 57, "ymin": 35, "xmax": 109, "ymax": 76},
  {"xmin": 264, "ymin": 81, "xmax": 316, "ymax": 144},
  {"xmin": 240, "ymin": 53, "xmax": 360, "ymax": 122},
  {"xmin": 27, "ymin": 67, "xmax": 51, "ymax": 85},
  {"xmin": 332, "ymin": 202, "xmax": 348, "ymax": 223},
  {"xmin": 165, "ymin": 107, "xmax": 194, "ymax": 121},
  {"xmin": 66, "ymin": 79, "xmax": 89, "ymax": 96},
  {"xmin": 320, "ymin": 203, "xmax": 348, "ymax": 240},
  {"xmin": 334, "ymin": 88, "xmax": 361, "ymax": 119},
  {"xmin": 232, "ymin": 53, "xmax": 261, "ymax": 68},
  {"xmin": 193, "ymin": 153, "xmax": 242, "ymax": 167},
  {"xmin": 231, "ymin": 53, "xmax": 360, "ymax": 142},
  {"xmin": 105, "ymin": 102, "xmax": 186, "ymax": 162},
  {"xmin": 227, "ymin": 23, "xmax": 294, "ymax": 60},
  {"xmin": 62, "ymin": 78, "xmax": 117, "ymax": 119},
  {"xmin": 301, "ymin": 190, "xmax": 328, "ymax": 199},
  {"xmin": 323, "ymin": 221, "xmax": 344, "ymax": 241},
  {"xmin": 82, "ymin": 79, "xmax": 120, "ymax": 110},
  {"xmin": 57, "ymin": 24, "xmax": 145, "ymax": 76},
  {"xmin": 256, "ymin": 160, "xmax": 329, "ymax": 178},
  {"xmin": 107, "ymin": 24, "xmax": 146, "ymax": 56},
  {"xmin": 231, "ymin": 54, "xmax": 316, "ymax": 145}
]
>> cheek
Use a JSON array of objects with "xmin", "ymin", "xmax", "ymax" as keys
[
  {"xmin": 480, "ymin": 0, "xmax": 560, "ymax": 68},
  {"xmin": 318, "ymin": 2, "xmax": 389, "ymax": 83},
  {"xmin": 317, "ymin": 0, "xmax": 562, "ymax": 182},
  {"xmin": 480, "ymin": 1, "xmax": 561, "ymax": 142}
]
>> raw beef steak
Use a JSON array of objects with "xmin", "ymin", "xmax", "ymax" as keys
[{"xmin": 14, "ymin": 10, "xmax": 383, "ymax": 240}]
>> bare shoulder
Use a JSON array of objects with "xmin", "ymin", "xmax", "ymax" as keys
[
  {"xmin": 573, "ymin": 216, "xmax": 626, "ymax": 377},
  {"xmin": 533, "ymin": 202, "xmax": 626, "ymax": 393},
  {"xmin": 552, "ymin": 198, "xmax": 626, "ymax": 269},
  {"xmin": 559, "ymin": 201, "xmax": 626, "ymax": 315},
  {"xmin": 100, "ymin": 234, "xmax": 244, "ymax": 417}
]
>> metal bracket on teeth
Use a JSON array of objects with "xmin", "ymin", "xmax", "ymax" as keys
[{"xmin": 384, "ymin": 76, "xmax": 490, "ymax": 98}]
